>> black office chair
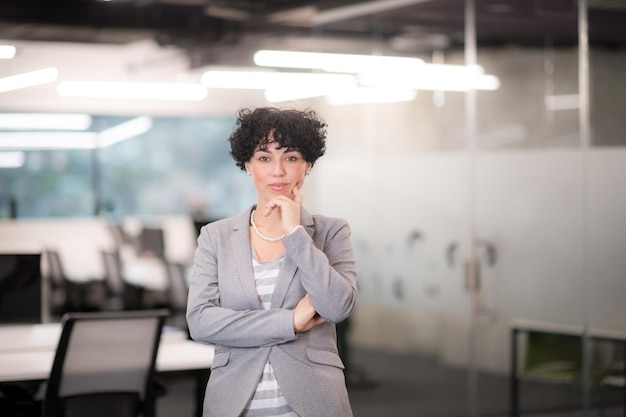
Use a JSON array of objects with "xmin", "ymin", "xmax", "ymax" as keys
[
  {"xmin": 43, "ymin": 249, "xmax": 72, "ymax": 317},
  {"xmin": 44, "ymin": 309, "xmax": 169, "ymax": 417},
  {"xmin": 138, "ymin": 228, "xmax": 166, "ymax": 260},
  {"xmin": 100, "ymin": 250, "xmax": 145, "ymax": 311},
  {"xmin": 164, "ymin": 261, "xmax": 189, "ymax": 333},
  {"xmin": 44, "ymin": 249, "xmax": 105, "ymax": 315}
]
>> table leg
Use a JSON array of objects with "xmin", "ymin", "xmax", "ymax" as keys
[{"xmin": 510, "ymin": 328, "xmax": 519, "ymax": 417}]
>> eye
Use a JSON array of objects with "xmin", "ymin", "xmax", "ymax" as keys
[
  {"xmin": 285, "ymin": 156, "xmax": 298, "ymax": 162},
  {"xmin": 258, "ymin": 156, "xmax": 270, "ymax": 162}
]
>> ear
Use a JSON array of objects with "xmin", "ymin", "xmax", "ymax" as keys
[{"xmin": 244, "ymin": 162, "xmax": 251, "ymax": 174}]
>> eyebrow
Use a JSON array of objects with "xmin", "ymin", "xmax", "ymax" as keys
[{"xmin": 255, "ymin": 146, "xmax": 299, "ymax": 153}]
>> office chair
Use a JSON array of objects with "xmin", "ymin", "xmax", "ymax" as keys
[
  {"xmin": 100, "ymin": 250, "xmax": 145, "ymax": 311},
  {"xmin": 44, "ymin": 249, "xmax": 105, "ymax": 316},
  {"xmin": 44, "ymin": 309, "xmax": 169, "ymax": 417},
  {"xmin": 138, "ymin": 228, "xmax": 166, "ymax": 260},
  {"xmin": 164, "ymin": 261, "xmax": 189, "ymax": 333},
  {"xmin": 43, "ymin": 249, "xmax": 71, "ymax": 317}
]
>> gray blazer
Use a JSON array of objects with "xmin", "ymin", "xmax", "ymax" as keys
[{"xmin": 186, "ymin": 205, "xmax": 358, "ymax": 417}]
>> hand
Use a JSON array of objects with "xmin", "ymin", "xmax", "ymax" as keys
[
  {"xmin": 263, "ymin": 185, "xmax": 303, "ymax": 235},
  {"xmin": 293, "ymin": 294, "xmax": 325, "ymax": 332}
]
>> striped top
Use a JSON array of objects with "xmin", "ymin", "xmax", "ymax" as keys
[{"xmin": 242, "ymin": 251, "xmax": 299, "ymax": 417}]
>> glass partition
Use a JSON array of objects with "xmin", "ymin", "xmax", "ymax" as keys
[
  {"xmin": 473, "ymin": 1, "xmax": 588, "ymax": 415},
  {"xmin": 0, "ymin": 114, "xmax": 254, "ymax": 221},
  {"xmin": 586, "ymin": 0, "xmax": 626, "ymax": 413}
]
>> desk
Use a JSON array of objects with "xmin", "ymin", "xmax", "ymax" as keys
[
  {"xmin": 123, "ymin": 257, "xmax": 169, "ymax": 291},
  {"xmin": 510, "ymin": 319, "xmax": 626, "ymax": 417},
  {"xmin": 0, "ymin": 324, "xmax": 213, "ymax": 417}
]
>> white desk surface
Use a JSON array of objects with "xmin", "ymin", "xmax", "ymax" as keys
[
  {"xmin": 0, "ymin": 323, "xmax": 214, "ymax": 383},
  {"xmin": 511, "ymin": 318, "xmax": 626, "ymax": 341}
]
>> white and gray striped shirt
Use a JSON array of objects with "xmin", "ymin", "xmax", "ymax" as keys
[{"xmin": 242, "ymin": 251, "xmax": 299, "ymax": 417}]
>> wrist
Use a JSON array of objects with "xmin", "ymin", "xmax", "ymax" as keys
[{"xmin": 287, "ymin": 224, "xmax": 303, "ymax": 236}]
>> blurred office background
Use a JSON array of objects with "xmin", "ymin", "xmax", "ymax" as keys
[{"xmin": 1, "ymin": 0, "xmax": 625, "ymax": 416}]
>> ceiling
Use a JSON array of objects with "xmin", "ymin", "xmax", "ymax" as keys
[
  {"xmin": 2, "ymin": 0, "xmax": 626, "ymax": 62},
  {"xmin": 1, "ymin": 0, "xmax": 625, "ymax": 114}
]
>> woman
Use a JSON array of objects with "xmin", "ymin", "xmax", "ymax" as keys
[{"xmin": 186, "ymin": 107, "xmax": 358, "ymax": 417}]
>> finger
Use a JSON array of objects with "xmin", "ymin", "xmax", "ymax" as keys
[
  {"xmin": 263, "ymin": 202, "xmax": 276, "ymax": 217},
  {"xmin": 293, "ymin": 186, "xmax": 304, "ymax": 205},
  {"xmin": 263, "ymin": 197, "xmax": 286, "ymax": 216}
]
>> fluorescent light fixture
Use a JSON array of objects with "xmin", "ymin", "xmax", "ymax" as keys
[
  {"xmin": 0, "ymin": 45, "xmax": 17, "ymax": 59},
  {"xmin": 0, "ymin": 113, "xmax": 92, "ymax": 130},
  {"xmin": 98, "ymin": 116, "xmax": 152, "ymax": 148},
  {"xmin": 545, "ymin": 94, "xmax": 579, "ymax": 111},
  {"xmin": 263, "ymin": 86, "xmax": 336, "ymax": 102},
  {"xmin": 57, "ymin": 81, "xmax": 208, "ymax": 101},
  {"xmin": 0, "ymin": 67, "xmax": 58, "ymax": 93},
  {"xmin": 0, "ymin": 132, "xmax": 97, "ymax": 150},
  {"xmin": 253, "ymin": 50, "xmax": 500, "ymax": 92},
  {"xmin": 201, "ymin": 70, "xmax": 357, "ymax": 91},
  {"xmin": 359, "ymin": 66, "xmax": 500, "ymax": 91},
  {"xmin": 0, "ymin": 117, "xmax": 153, "ymax": 150},
  {"xmin": 254, "ymin": 50, "xmax": 424, "ymax": 73},
  {"xmin": 0, "ymin": 151, "xmax": 25, "ymax": 168},
  {"xmin": 326, "ymin": 87, "xmax": 417, "ymax": 105}
]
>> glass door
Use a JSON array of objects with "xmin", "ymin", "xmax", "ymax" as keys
[
  {"xmin": 468, "ymin": 0, "xmax": 625, "ymax": 415},
  {"xmin": 312, "ymin": 0, "xmax": 623, "ymax": 416}
]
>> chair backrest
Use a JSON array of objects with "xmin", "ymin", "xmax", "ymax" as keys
[
  {"xmin": 45, "ymin": 309, "xmax": 169, "ymax": 417},
  {"xmin": 139, "ymin": 228, "xmax": 165, "ymax": 259},
  {"xmin": 101, "ymin": 250, "xmax": 127, "ymax": 296},
  {"xmin": 165, "ymin": 262, "xmax": 188, "ymax": 312},
  {"xmin": 45, "ymin": 249, "xmax": 66, "ymax": 288}
]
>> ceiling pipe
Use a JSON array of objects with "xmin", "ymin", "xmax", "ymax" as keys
[{"xmin": 312, "ymin": 0, "xmax": 438, "ymax": 26}]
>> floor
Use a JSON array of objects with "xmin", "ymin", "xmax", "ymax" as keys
[{"xmin": 156, "ymin": 348, "xmax": 624, "ymax": 417}]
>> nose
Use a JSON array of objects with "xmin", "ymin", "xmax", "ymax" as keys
[{"xmin": 271, "ymin": 159, "xmax": 285, "ymax": 176}]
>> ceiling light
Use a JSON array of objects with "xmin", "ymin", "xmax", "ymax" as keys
[
  {"xmin": 98, "ymin": 116, "xmax": 152, "ymax": 148},
  {"xmin": 359, "ymin": 64, "xmax": 500, "ymax": 91},
  {"xmin": 0, "ymin": 67, "xmax": 58, "ymax": 93},
  {"xmin": 0, "ymin": 113, "xmax": 92, "ymax": 130},
  {"xmin": 0, "ymin": 151, "xmax": 25, "ymax": 168},
  {"xmin": 325, "ymin": 87, "xmax": 417, "ymax": 105},
  {"xmin": 201, "ymin": 70, "xmax": 357, "ymax": 91},
  {"xmin": 0, "ymin": 117, "xmax": 152, "ymax": 150},
  {"xmin": 264, "ymin": 84, "xmax": 352, "ymax": 102},
  {"xmin": 57, "ymin": 81, "xmax": 208, "ymax": 101},
  {"xmin": 253, "ymin": 50, "xmax": 424, "ymax": 73},
  {"xmin": 0, "ymin": 132, "xmax": 97, "ymax": 150},
  {"xmin": 0, "ymin": 45, "xmax": 17, "ymax": 59},
  {"xmin": 253, "ymin": 50, "xmax": 500, "ymax": 92}
]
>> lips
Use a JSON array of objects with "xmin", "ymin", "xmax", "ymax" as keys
[{"xmin": 269, "ymin": 183, "xmax": 289, "ymax": 192}]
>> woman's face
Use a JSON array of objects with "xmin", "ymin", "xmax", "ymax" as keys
[{"xmin": 245, "ymin": 139, "xmax": 311, "ymax": 203}]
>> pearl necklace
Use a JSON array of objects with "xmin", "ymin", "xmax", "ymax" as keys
[{"xmin": 250, "ymin": 209, "xmax": 286, "ymax": 242}]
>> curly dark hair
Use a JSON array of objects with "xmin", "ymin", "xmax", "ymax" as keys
[{"xmin": 228, "ymin": 107, "xmax": 327, "ymax": 171}]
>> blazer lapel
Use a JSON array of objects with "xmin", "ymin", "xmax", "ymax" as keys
[
  {"xmin": 230, "ymin": 207, "xmax": 263, "ymax": 310},
  {"xmin": 271, "ymin": 208, "xmax": 315, "ymax": 308}
]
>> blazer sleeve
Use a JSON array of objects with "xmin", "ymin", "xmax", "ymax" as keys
[
  {"xmin": 186, "ymin": 224, "xmax": 298, "ymax": 348},
  {"xmin": 282, "ymin": 217, "xmax": 357, "ymax": 323}
]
